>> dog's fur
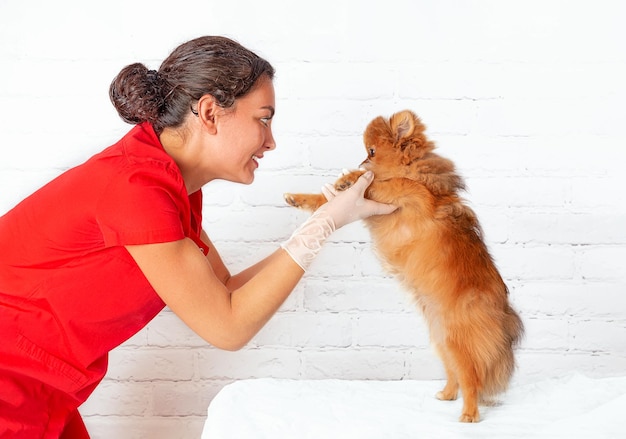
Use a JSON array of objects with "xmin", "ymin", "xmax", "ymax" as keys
[{"xmin": 284, "ymin": 110, "xmax": 524, "ymax": 422}]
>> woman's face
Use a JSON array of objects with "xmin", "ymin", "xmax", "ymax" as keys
[{"xmin": 212, "ymin": 77, "xmax": 276, "ymax": 184}]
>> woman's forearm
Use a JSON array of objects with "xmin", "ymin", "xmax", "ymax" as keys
[{"xmin": 127, "ymin": 239, "xmax": 304, "ymax": 351}]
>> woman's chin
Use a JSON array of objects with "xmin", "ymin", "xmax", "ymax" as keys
[{"xmin": 231, "ymin": 173, "xmax": 255, "ymax": 185}]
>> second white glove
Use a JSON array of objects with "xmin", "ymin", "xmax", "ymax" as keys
[{"xmin": 317, "ymin": 171, "xmax": 397, "ymax": 229}]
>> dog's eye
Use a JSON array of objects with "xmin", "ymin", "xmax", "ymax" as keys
[{"xmin": 369, "ymin": 148, "xmax": 376, "ymax": 158}]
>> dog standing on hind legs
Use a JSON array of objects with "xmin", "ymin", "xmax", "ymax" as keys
[{"xmin": 284, "ymin": 110, "xmax": 524, "ymax": 422}]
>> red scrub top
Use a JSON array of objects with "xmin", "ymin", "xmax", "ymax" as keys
[{"xmin": 0, "ymin": 122, "xmax": 208, "ymax": 407}]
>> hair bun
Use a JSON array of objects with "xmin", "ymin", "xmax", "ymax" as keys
[
  {"xmin": 109, "ymin": 63, "xmax": 164, "ymax": 125},
  {"xmin": 146, "ymin": 69, "xmax": 159, "ymax": 84},
  {"xmin": 108, "ymin": 36, "xmax": 275, "ymax": 132}
]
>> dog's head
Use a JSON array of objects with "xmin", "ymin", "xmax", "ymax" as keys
[{"xmin": 361, "ymin": 110, "xmax": 433, "ymax": 170}]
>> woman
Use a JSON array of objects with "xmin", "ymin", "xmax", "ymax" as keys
[{"xmin": 0, "ymin": 36, "xmax": 396, "ymax": 437}]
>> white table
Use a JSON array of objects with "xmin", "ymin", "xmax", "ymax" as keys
[{"xmin": 202, "ymin": 373, "xmax": 626, "ymax": 438}]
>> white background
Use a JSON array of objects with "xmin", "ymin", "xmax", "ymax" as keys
[{"xmin": 1, "ymin": 1, "xmax": 625, "ymax": 437}]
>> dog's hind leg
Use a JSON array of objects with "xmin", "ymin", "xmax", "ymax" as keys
[
  {"xmin": 434, "ymin": 344, "xmax": 459, "ymax": 401},
  {"xmin": 447, "ymin": 341, "xmax": 481, "ymax": 423}
]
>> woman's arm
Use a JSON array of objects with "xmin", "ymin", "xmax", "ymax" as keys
[
  {"xmin": 126, "ymin": 238, "xmax": 303, "ymax": 351},
  {"xmin": 199, "ymin": 230, "xmax": 268, "ymax": 293},
  {"xmin": 126, "ymin": 172, "xmax": 395, "ymax": 351}
]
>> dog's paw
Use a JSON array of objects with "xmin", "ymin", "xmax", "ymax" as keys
[
  {"xmin": 335, "ymin": 178, "xmax": 354, "ymax": 191},
  {"xmin": 283, "ymin": 193, "xmax": 326, "ymax": 212},
  {"xmin": 284, "ymin": 193, "xmax": 302, "ymax": 207},
  {"xmin": 459, "ymin": 412, "xmax": 480, "ymax": 423},
  {"xmin": 436, "ymin": 390, "xmax": 458, "ymax": 401},
  {"xmin": 436, "ymin": 381, "xmax": 458, "ymax": 401},
  {"xmin": 334, "ymin": 170, "xmax": 365, "ymax": 191}
]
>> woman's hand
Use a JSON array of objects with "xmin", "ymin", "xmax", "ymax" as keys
[{"xmin": 318, "ymin": 170, "xmax": 397, "ymax": 229}]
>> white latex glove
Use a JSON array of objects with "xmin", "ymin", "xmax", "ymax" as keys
[
  {"xmin": 317, "ymin": 170, "xmax": 397, "ymax": 230},
  {"xmin": 281, "ymin": 171, "xmax": 397, "ymax": 271}
]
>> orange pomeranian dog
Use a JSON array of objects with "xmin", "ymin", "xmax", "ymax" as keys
[{"xmin": 284, "ymin": 110, "xmax": 524, "ymax": 423}]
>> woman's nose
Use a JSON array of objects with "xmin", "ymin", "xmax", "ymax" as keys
[{"xmin": 265, "ymin": 129, "xmax": 276, "ymax": 151}]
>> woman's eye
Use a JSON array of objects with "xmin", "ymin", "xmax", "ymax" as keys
[{"xmin": 260, "ymin": 117, "xmax": 271, "ymax": 127}]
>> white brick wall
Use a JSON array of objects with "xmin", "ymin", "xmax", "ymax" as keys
[{"xmin": 1, "ymin": 1, "xmax": 624, "ymax": 437}]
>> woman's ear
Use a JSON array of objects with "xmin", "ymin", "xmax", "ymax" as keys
[{"xmin": 196, "ymin": 94, "xmax": 219, "ymax": 134}]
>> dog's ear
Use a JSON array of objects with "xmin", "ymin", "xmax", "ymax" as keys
[{"xmin": 390, "ymin": 110, "xmax": 417, "ymax": 141}]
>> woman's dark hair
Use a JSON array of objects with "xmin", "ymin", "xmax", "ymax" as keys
[{"xmin": 109, "ymin": 36, "xmax": 275, "ymax": 133}]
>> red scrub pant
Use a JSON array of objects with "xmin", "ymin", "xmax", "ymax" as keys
[{"xmin": 0, "ymin": 370, "xmax": 90, "ymax": 438}]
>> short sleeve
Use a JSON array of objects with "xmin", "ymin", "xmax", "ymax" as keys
[{"xmin": 96, "ymin": 162, "xmax": 189, "ymax": 247}]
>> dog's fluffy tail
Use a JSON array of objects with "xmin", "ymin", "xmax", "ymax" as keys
[{"xmin": 482, "ymin": 304, "xmax": 524, "ymax": 397}]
